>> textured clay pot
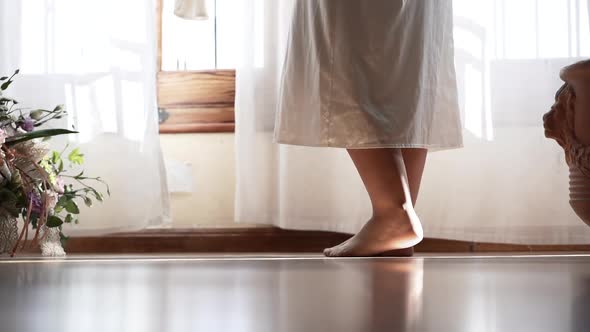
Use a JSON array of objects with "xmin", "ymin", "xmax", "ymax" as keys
[{"xmin": 543, "ymin": 59, "xmax": 590, "ymax": 226}]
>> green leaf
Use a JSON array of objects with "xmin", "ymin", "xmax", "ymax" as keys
[
  {"xmin": 65, "ymin": 214, "xmax": 73, "ymax": 223},
  {"xmin": 57, "ymin": 195, "xmax": 68, "ymax": 206},
  {"xmin": 51, "ymin": 151, "xmax": 61, "ymax": 164},
  {"xmin": 0, "ymin": 97, "xmax": 18, "ymax": 104},
  {"xmin": 65, "ymin": 200, "xmax": 80, "ymax": 214},
  {"xmin": 0, "ymin": 189, "xmax": 18, "ymax": 201},
  {"xmin": 59, "ymin": 232, "xmax": 69, "ymax": 248},
  {"xmin": 1, "ymin": 80, "xmax": 12, "ymax": 91},
  {"xmin": 58, "ymin": 160, "xmax": 64, "ymax": 173},
  {"xmin": 93, "ymin": 190, "xmax": 103, "ymax": 202},
  {"xmin": 83, "ymin": 196, "xmax": 92, "ymax": 207},
  {"xmin": 29, "ymin": 109, "xmax": 45, "ymax": 120},
  {"xmin": 0, "ymin": 76, "xmax": 8, "ymax": 81},
  {"xmin": 68, "ymin": 148, "xmax": 84, "ymax": 165},
  {"xmin": 0, "ymin": 189, "xmax": 19, "ymax": 217},
  {"xmin": 0, "ymin": 70, "xmax": 19, "ymax": 90},
  {"xmin": 5, "ymin": 129, "xmax": 78, "ymax": 146},
  {"xmin": 46, "ymin": 215, "xmax": 63, "ymax": 227}
]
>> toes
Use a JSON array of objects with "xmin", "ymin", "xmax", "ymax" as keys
[
  {"xmin": 324, "ymin": 247, "xmax": 337, "ymax": 257},
  {"xmin": 324, "ymin": 245, "xmax": 343, "ymax": 257},
  {"xmin": 324, "ymin": 239, "xmax": 354, "ymax": 257},
  {"xmin": 324, "ymin": 245, "xmax": 345, "ymax": 257}
]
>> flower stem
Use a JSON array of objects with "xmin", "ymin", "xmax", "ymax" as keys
[{"xmin": 11, "ymin": 198, "xmax": 33, "ymax": 257}]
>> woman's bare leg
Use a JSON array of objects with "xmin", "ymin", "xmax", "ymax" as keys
[
  {"xmin": 325, "ymin": 149, "xmax": 427, "ymax": 254},
  {"xmin": 323, "ymin": 148, "xmax": 425, "ymax": 257},
  {"xmin": 402, "ymin": 148, "xmax": 428, "ymax": 207}
]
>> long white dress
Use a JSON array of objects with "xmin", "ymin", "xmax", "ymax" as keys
[{"xmin": 274, "ymin": 0, "xmax": 463, "ymax": 150}]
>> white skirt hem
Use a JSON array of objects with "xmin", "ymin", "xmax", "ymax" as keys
[{"xmin": 274, "ymin": 138, "xmax": 464, "ymax": 151}]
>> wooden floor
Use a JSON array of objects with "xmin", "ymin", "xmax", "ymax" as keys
[{"xmin": 1, "ymin": 254, "xmax": 589, "ymax": 332}]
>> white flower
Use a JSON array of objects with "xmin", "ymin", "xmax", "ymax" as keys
[
  {"xmin": 44, "ymin": 190, "xmax": 59, "ymax": 211},
  {"xmin": 0, "ymin": 128, "xmax": 6, "ymax": 145}
]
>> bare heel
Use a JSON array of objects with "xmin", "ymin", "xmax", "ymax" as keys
[{"xmin": 375, "ymin": 247, "xmax": 414, "ymax": 257}]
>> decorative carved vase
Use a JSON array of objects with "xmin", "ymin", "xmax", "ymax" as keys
[
  {"xmin": 543, "ymin": 59, "xmax": 590, "ymax": 226},
  {"xmin": 0, "ymin": 215, "xmax": 18, "ymax": 254},
  {"xmin": 40, "ymin": 225, "xmax": 66, "ymax": 257}
]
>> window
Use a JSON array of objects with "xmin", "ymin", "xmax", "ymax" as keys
[
  {"xmin": 157, "ymin": 0, "xmax": 238, "ymax": 133},
  {"xmin": 161, "ymin": 0, "xmax": 242, "ymax": 70}
]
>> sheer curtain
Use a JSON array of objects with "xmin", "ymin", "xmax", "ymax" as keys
[
  {"xmin": 236, "ymin": 0, "xmax": 590, "ymax": 244},
  {"xmin": 0, "ymin": 0, "xmax": 170, "ymax": 234}
]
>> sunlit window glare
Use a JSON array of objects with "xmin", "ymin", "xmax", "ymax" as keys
[
  {"xmin": 16, "ymin": 0, "xmax": 151, "ymax": 144},
  {"xmin": 453, "ymin": 0, "xmax": 590, "ymax": 141}
]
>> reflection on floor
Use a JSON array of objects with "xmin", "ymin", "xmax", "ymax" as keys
[{"xmin": 1, "ymin": 254, "xmax": 589, "ymax": 332}]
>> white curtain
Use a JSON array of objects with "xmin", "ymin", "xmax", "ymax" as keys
[
  {"xmin": 0, "ymin": 0, "xmax": 170, "ymax": 234},
  {"xmin": 236, "ymin": 0, "xmax": 590, "ymax": 244}
]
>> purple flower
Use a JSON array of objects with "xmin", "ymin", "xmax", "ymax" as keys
[
  {"xmin": 20, "ymin": 117, "xmax": 34, "ymax": 132},
  {"xmin": 28, "ymin": 192, "xmax": 43, "ymax": 215}
]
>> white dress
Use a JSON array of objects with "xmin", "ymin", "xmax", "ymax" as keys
[{"xmin": 274, "ymin": 0, "xmax": 463, "ymax": 150}]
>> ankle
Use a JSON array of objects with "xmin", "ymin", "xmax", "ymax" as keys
[{"xmin": 371, "ymin": 207, "xmax": 407, "ymax": 220}]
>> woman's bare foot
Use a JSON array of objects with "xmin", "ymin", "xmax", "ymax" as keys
[{"xmin": 323, "ymin": 205, "xmax": 423, "ymax": 257}]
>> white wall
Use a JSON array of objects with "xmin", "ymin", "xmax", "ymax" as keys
[{"xmin": 159, "ymin": 133, "xmax": 236, "ymax": 227}]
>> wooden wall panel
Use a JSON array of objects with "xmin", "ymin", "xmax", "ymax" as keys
[
  {"xmin": 60, "ymin": 227, "xmax": 590, "ymax": 254},
  {"xmin": 159, "ymin": 106, "xmax": 235, "ymax": 133},
  {"xmin": 157, "ymin": 70, "xmax": 235, "ymax": 108},
  {"xmin": 157, "ymin": 71, "xmax": 236, "ymax": 133},
  {"xmin": 159, "ymin": 122, "xmax": 235, "ymax": 134},
  {"xmin": 162, "ymin": 107, "xmax": 235, "ymax": 124}
]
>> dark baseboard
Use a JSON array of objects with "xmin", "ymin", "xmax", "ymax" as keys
[{"xmin": 62, "ymin": 227, "xmax": 590, "ymax": 254}]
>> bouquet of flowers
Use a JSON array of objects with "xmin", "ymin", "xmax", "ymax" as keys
[{"xmin": 0, "ymin": 70, "xmax": 108, "ymax": 256}]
